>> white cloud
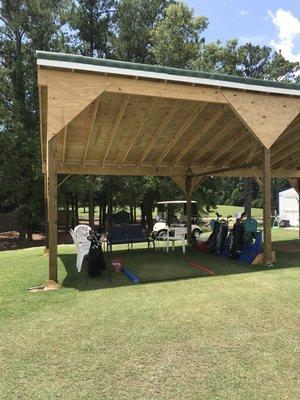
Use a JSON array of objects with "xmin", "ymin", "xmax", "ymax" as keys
[
  {"xmin": 268, "ymin": 8, "xmax": 300, "ymax": 62},
  {"xmin": 239, "ymin": 9, "xmax": 249, "ymax": 16}
]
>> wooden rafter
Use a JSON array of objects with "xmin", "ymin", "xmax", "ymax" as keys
[
  {"xmin": 139, "ymin": 100, "xmax": 183, "ymax": 164},
  {"xmin": 191, "ymin": 163, "xmax": 261, "ymax": 178},
  {"xmin": 155, "ymin": 103, "xmax": 206, "ymax": 164},
  {"xmin": 83, "ymin": 97, "xmax": 101, "ymax": 164},
  {"xmin": 103, "ymin": 94, "xmax": 130, "ymax": 162},
  {"xmin": 282, "ymin": 156, "xmax": 300, "ymax": 169},
  {"xmin": 213, "ymin": 132, "xmax": 250, "ymax": 166},
  {"xmin": 251, "ymin": 168, "xmax": 263, "ymax": 189},
  {"xmin": 271, "ymin": 142, "xmax": 300, "ymax": 166},
  {"xmin": 271, "ymin": 128, "xmax": 299, "ymax": 157},
  {"xmin": 120, "ymin": 97, "xmax": 158, "ymax": 163},
  {"xmin": 203, "ymin": 127, "xmax": 245, "ymax": 167},
  {"xmin": 62, "ymin": 125, "xmax": 68, "ymax": 162},
  {"xmin": 191, "ymin": 118, "xmax": 239, "ymax": 165},
  {"xmin": 173, "ymin": 106, "xmax": 226, "ymax": 165}
]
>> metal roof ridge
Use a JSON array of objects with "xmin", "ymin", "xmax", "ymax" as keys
[{"xmin": 36, "ymin": 51, "xmax": 300, "ymax": 93}]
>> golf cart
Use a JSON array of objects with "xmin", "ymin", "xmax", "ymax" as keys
[{"xmin": 152, "ymin": 200, "xmax": 203, "ymax": 240}]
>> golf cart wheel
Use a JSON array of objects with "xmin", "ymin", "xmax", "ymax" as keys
[{"xmin": 192, "ymin": 229, "xmax": 202, "ymax": 239}]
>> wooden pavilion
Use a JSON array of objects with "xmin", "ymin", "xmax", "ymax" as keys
[{"xmin": 37, "ymin": 51, "xmax": 300, "ymax": 282}]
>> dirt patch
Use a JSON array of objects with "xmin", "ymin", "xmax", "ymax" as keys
[
  {"xmin": 0, "ymin": 230, "xmax": 73, "ymax": 251},
  {"xmin": 273, "ymin": 242, "xmax": 300, "ymax": 253}
]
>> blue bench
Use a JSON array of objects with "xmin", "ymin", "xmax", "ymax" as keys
[{"xmin": 107, "ymin": 224, "xmax": 152, "ymax": 252}]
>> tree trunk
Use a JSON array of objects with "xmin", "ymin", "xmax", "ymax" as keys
[
  {"xmin": 133, "ymin": 204, "xmax": 137, "ymax": 223},
  {"xmin": 107, "ymin": 180, "xmax": 113, "ymax": 227},
  {"xmin": 145, "ymin": 197, "xmax": 154, "ymax": 233},
  {"xmin": 140, "ymin": 202, "xmax": 145, "ymax": 227},
  {"xmin": 65, "ymin": 201, "xmax": 70, "ymax": 228},
  {"xmin": 74, "ymin": 194, "xmax": 79, "ymax": 225},
  {"xmin": 244, "ymin": 178, "xmax": 252, "ymax": 218},
  {"xmin": 88, "ymin": 189, "xmax": 94, "ymax": 227},
  {"xmin": 71, "ymin": 194, "xmax": 76, "ymax": 228},
  {"xmin": 130, "ymin": 206, "xmax": 134, "ymax": 223}
]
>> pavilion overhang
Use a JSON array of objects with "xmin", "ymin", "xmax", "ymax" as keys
[{"xmin": 37, "ymin": 51, "xmax": 300, "ymax": 282}]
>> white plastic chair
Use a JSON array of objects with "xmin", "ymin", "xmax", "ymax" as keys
[
  {"xmin": 154, "ymin": 231, "xmax": 168, "ymax": 251},
  {"xmin": 74, "ymin": 224, "xmax": 91, "ymax": 242},
  {"xmin": 166, "ymin": 227, "xmax": 186, "ymax": 254},
  {"xmin": 69, "ymin": 228, "xmax": 91, "ymax": 272}
]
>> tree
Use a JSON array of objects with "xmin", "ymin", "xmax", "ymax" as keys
[
  {"xmin": 0, "ymin": 0, "xmax": 68, "ymax": 239},
  {"xmin": 68, "ymin": 0, "xmax": 116, "ymax": 57},
  {"xmin": 151, "ymin": 2, "xmax": 208, "ymax": 68},
  {"xmin": 113, "ymin": 0, "xmax": 174, "ymax": 63}
]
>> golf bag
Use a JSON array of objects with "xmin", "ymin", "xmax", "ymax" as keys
[
  {"xmin": 215, "ymin": 221, "xmax": 229, "ymax": 255},
  {"xmin": 228, "ymin": 221, "xmax": 245, "ymax": 260},
  {"xmin": 207, "ymin": 220, "xmax": 220, "ymax": 252},
  {"xmin": 87, "ymin": 230, "xmax": 106, "ymax": 277}
]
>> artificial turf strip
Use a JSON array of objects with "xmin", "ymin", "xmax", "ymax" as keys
[{"xmin": 0, "ymin": 231, "xmax": 299, "ymax": 400}]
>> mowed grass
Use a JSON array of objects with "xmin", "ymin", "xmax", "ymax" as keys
[
  {"xmin": 207, "ymin": 204, "xmax": 263, "ymax": 219},
  {"xmin": 0, "ymin": 230, "xmax": 299, "ymax": 399}
]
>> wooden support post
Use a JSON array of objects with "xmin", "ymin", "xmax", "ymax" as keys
[
  {"xmin": 185, "ymin": 175, "xmax": 192, "ymax": 246},
  {"xmin": 43, "ymin": 171, "xmax": 49, "ymax": 256},
  {"xmin": 47, "ymin": 137, "xmax": 58, "ymax": 282},
  {"xmin": 262, "ymin": 148, "xmax": 272, "ymax": 265}
]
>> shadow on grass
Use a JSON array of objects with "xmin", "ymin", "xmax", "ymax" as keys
[{"xmin": 59, "ymin": 243, "xmax": 299, "ymax": 292}]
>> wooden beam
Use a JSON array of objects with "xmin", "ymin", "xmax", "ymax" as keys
[
  {"xmin": 62, "ymin": 125, "xmax": 67, "ymax": 162},
  {"xmin": 47, "ymin": 136, "xmax": 58, "ymax": 282},
  {"xmin": 43, "ymin": 170, "xmax": 49, "ymax": 255},
  {"xmin": 57, "ymin": 174, "xmax": 71, "ymax": 188},
  {"xmin": 191, "ymin": 118, "xmax": 239, "ymax": 165},
  {"xmin": 262, "ymin": 148, "xmax": 273, "ymax": 265},
  {"xmin": 39, "ymin": 69, "xmax": 112, "ymax": 140},
  {"xmin": 283, "ymin": 156, "xmax": 300, "ymax": 169},
  {"xmin": 172, "ymin": 176, "xmax": 187, "ymax": 194},
  {"xmin": 120, "ymin": 97, "xmax": 157, "ymax": 163},
  {"xmin": 103, "ymin": 94, "xmax": 130, "ymax": 162},
  {"xmin": 251, "ymin": 168, "xmax": 263, "ymax": 190},
  {"xmin": 173, "ymin": 106, "xmax": 226, "ymax": 165},
  {"xmin": 191, "ymin": 176, "xmax": 206, "ymax": 193},
  {"xmin": 271, "ymin": 128, "xmax": 299, "ymax": 157},
  {"xmin": 139, "ymin": 100, "xmax": 183, "ymax": 164},
  {"xmin": 83, "ymin": 97, "xmax": 101, "ymax": 164},
  {"xmin": 57, "ymin": 163, "xmax": 188, "ymax": 177},
  {"xmin": 203, "ymin": 128, "xmax": 245, "ymax": 167},
  {"xmin": 155, "ymin": 103, "xmax": 206, "ymax": 164},
  {"xmin": 55, "ymin": 161, "xmax": 300, "ymax": 178},
  {"xmin": 191, "ymin": 163, "xmax": 261, "ymax": 178},
  {"xmin": 214, "ymin": 133, "xmax": 251, "ymax": 166},
  {"xmin": 186, "ymin": 175, "xmax": 192, "ymax": 245},
  {"xmin": 272, "ymin": 144, "xmax": 300, "ymax": 166},
  {"xmin": 107, "ymin": 76, "xmax": 228, "ymax": 104},
  {"xmin": 223, "ymin": 89, "xmax": 300, "ymax": 148}
]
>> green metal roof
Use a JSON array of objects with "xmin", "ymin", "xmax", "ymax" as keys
[{"xmin": 37, "ymin": 51, "xmax": 300, "ymax": 92}]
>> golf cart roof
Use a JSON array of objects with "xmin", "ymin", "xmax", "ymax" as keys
[{"xmin": 157, "ymin": 201, "xmax": 197, "ymax": 205}]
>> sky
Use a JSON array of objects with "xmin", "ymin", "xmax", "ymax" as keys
[{"xmin": 186, "ymin": 0, "xmax": 300, "ymax": 63}]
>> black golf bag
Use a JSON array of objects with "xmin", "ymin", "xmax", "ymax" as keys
[
  {"xmin": 228, "ymin": 221, "xmax": 245, "ymax": 260},
  {"xmin": 87, "ymin": 230, "xmax": 106, "ymax": 277}
]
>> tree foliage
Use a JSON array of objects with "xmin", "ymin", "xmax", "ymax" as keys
[{"xmin": 0, "ymin": 0, "xmax": 299, "ymax": 236}]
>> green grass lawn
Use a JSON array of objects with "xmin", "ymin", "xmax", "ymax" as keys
[
  {"xmin": 78, "ymin": 204, "xmax": 263, "ymax": 221},
  {"xmin": 207, "ymin": 204, "xmax": 263, "ymax": 219},
  {"xmin": 0, "ymin": 230, "xmax": 299, "ymax": 399}
]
